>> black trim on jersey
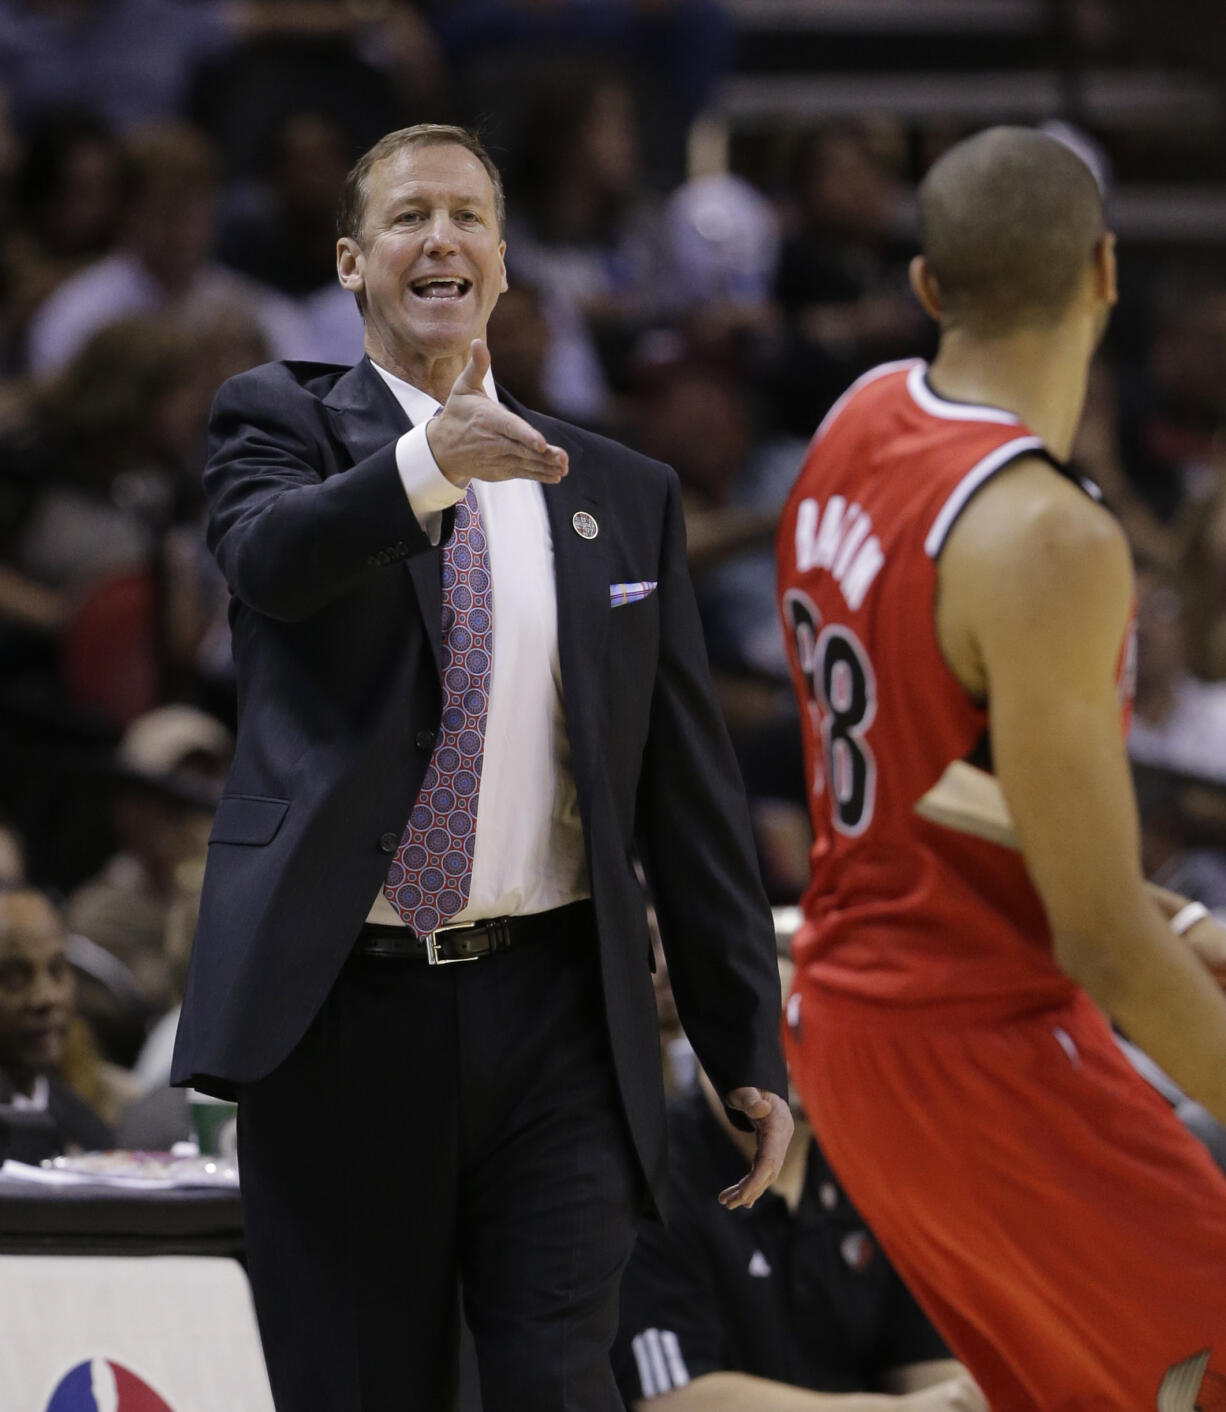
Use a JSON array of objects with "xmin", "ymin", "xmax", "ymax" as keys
[
  {"xmin": 930, "ymin": 446, "xmax": 1100, "ymax": 563},
  {"xmin": 966, "ymin": 729, "xmax": 994, "ymax": 775}
]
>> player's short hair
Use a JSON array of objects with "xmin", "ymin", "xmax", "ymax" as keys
[
  {"xmin": 337, "ymin": 124, "xmax": 506, "ymax": 245},
  {"xmin": 917, "ymin": 127, "xmax": 1105, "ymax": 336}
]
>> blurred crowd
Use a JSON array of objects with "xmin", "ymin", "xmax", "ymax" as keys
[{"xmin": 0, "ymin": 4, "xmax": 1226, "ymax": 1398}]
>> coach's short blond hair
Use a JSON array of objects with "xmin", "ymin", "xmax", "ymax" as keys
[{"xmin": 337, "ymin": 124, "xmax": 506, "ymax": 244}]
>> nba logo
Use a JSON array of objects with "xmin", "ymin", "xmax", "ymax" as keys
[{"xmin": 45, "ymin": 1359, "xmax": 175, "ymax": 1412}]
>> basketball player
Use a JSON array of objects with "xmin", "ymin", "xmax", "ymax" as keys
[{"xmin": 775, "ymin": 127, "xmax": 1226, "ymax": 1409}]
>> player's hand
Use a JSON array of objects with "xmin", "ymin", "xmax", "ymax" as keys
[
  {"xmin": 901, "ymin": 1373, "xmax": 989, "ymax": 1411},
  {"xmin": 426, "ymin": 339, "xmax": 568, "ymax": 488},
  {"xmin": 718, "ymin": 1088, "xmax": 793, "ymax": 1210},
  {"xmin": 1183, "ymin": 911, "xmax": 1226, "ymax": 988}
]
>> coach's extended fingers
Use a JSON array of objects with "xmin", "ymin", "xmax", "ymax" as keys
[
  {"xmin": 428, "ymin": 394, "xmax": 568, "ymax": 484},
  {"xmin": 718, "ymin": 1088, "xmax": 793, "ymax": 1210}
]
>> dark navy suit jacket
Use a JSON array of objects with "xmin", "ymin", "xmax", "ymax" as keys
[{"xmin": 171, "ymin": 355, "xmax": 785, "ymax": 1207}]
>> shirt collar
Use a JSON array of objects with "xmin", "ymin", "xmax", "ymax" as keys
[{"xmin": 369, "ymin": 357, "xmax": 499, "ymax": 425}]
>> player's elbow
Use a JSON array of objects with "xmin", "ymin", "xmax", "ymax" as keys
[
  {"xmin": 1052, "ymin": 925, "xmax": 1132, "ymax": 1008},
  {"xmin": 215, "ymin": 520, "xmax": 324, "ymax": 623}
]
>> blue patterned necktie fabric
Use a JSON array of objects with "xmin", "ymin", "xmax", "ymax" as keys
[{"xmin": 383, "ymin": 486, "xmax": 492, "ymax": 932}]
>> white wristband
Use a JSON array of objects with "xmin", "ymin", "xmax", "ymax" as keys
[{"xmin": 1171, "ymin": 902, "xmax": 1210, "ymax": 937}]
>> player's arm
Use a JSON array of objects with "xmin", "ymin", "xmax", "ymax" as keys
[
  {"xmin": 944, "ymin": 458, "xmax": 1226, "ymax": 1121},
  {"xmin": 635, "ymin": 1372, "xmax": 984, "ymax": 1410},
  {"xmin": 1147, "ymin": 882, "xmax": 1226, "ymax": 984}
]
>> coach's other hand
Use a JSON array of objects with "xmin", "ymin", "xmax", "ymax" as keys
[
  {"xmin": 718, "ymin": 1088, "xmax": 793, "ymax": 1210},
  {"xmin": 427, "ymin": 339, "xmax": 568, "ymax": 488}
]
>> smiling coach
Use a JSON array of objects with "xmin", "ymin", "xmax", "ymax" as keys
[{"xmin": 171, "ymin": 124, "xmax": 789, "ymax": 1412}]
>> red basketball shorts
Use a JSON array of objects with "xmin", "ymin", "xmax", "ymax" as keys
[{"xmin": 785, "ymin": 985, "xmax": 1226, "ymax": 1410}]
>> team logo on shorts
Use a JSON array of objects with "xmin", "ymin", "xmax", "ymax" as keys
[
  {"xmin": 45, "ymin": 1358, "xmax": 176, "ymax": 1412},
  {"xmin": 1158, "ymin": 1349, "xmax": 1226, "ymax": 1412}
]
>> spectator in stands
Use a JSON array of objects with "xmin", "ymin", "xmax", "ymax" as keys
[
  {"xmin": 506, "ymin": 71, "xmax": 668, "ymax": 421},
  {"xmin": 0, "ymin": 884, "xmax": 112, "ymax": 1155},
  {"xmin": 627, "ymin": 334, "xmax": 810, "ymax": 898},
  {"xmin": 25, "ymin": 121, "xmax": 306, "ymax": 376},
  {"xmin": 217, "ymin": 110, "xmax": 364, "ymax": 364},
  {"xmin": 1, "ymin": 108, "xmax": 122, "ymax": 373},
  {"xmin": 1129, "ymin": 562, "xmax": 1226, "ymax": 782},
  {"xmin": 66, "ymin": 705, "xmax": 231, "ymax": 1023},
  {"xmin": 1117, "ymin": 279, "xmax": 1226, "ymax": 527},
  {"xmin": 0, "ymin": 0, "xmax": 436, "ymax": 138},
  {"xmin": 3, "ymin": 315, "xmax": 207, "ymax": 582},
  {"xmin": 661, "ymin": 172, "xmax": 781, "ymax": 342},
  {"xmin": 433, "ymin": 0, "xmax": 732, "ymax": 188},
  {"xmin": 0, "ymin": 0, "xmax": 230, "ymax": 132},
  {"xmin": 628, "ymin": 335, "xmax": 798, "ymax": 680},
  {"xmin": 613, "ymin": 1050, "xmax": 985, "ymax": 1409},
  {"xmin": 773, "ymin": 125, "xmax": 925, "ymax": 438},
  {"xmin": 188, "ymin": 0, "xmax": 440, "ymax": 183}
]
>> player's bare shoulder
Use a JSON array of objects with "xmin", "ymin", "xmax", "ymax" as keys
[{"xmin": 936, "ymin": 454, "xmax": 1132, "ymax": 699}]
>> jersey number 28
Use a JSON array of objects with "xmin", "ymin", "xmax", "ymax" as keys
[{"xmin": 784, "ymin": 589, "xmax": 877, "ymax": 836}]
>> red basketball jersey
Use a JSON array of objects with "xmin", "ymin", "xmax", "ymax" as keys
[{"xmin": 777, "ymin": 359, "xmax": 1133, "ymax": 1020}]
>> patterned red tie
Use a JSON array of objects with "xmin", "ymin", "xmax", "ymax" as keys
[{"xmin": 383, "ymin": 486, "xmax": 492, "ymax": 933}]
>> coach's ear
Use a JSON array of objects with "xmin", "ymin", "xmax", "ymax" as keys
[
  {"xmin": 910, "ymin": 255, "xmax": 942, "ymax": 322},
  {"xmin": 337, "ymin": 236, "xmax": 365, "ymax": 298}
]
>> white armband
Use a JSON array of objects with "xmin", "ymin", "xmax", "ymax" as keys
[{"xmin": 1171, "ymin": 901, "xmax": 1210, "ymax": 937}]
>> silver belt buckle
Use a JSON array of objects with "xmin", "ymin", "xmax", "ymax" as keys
[{"xmin": 423, "ymin": 920, "xmax": 481, "ymax": 966}]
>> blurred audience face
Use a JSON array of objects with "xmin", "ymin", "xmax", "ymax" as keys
[
  {"xmin": 801, "ymin": 130, "xmax": 897, "ymax": 241},
  {"xmin": 121, "ymin": 124, "xmax": 220, "ymax": 291},
  {"xmin": 52, "ymin": 136, "xmax": 121, "ymax": 255},
  {"xmin": 19, "ymin": 115, "xmax": 122, "ymax": 259},
  {"xmin": 0, "ymin": 891, "xmax": 74, "ymax": 1092},
  {"xmin": 113, "ymin": 795, "xmax": 213, "ymax": 892},
  {"xmin": 274, "ymin": 112, "xmax": 352, "ymax": 221},
  {"xmin": 338, "ymin": 140, "xmax": 508, "ymax": 378},
  {"xmin": 578, "ymin": 80, "xmax": 640, "ymax": 203}
]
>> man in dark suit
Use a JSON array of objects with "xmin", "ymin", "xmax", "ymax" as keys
[{"xmin": 171, "ymin": 124, "xmax": 790, "ymax": 1412}]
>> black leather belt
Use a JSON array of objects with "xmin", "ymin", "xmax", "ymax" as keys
[{"xmin": 354, "ymin": 900, "xmax": 593, "ymax": 965}]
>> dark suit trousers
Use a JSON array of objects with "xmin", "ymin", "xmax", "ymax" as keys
[{"xmin": 237, "ymin": 918, "xmax": 642, "ymax": 1412}]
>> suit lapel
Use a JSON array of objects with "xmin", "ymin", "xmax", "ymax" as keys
[
  {"xmin": 503, "ymin": 392, "xmax": 609, "ymax": 808},
  {"xmin": 324, "ymin": 358, "xmax": 445, "ymax": 679}
]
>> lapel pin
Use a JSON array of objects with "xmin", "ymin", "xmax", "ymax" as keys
[{"xmin": 572, "ymin": 511, "xmax": 599, "ymax": 540}]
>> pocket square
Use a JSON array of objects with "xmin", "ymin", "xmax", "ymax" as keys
[{"xmin": 610, "ymin": 581, "xmax": 657, "ymax": 607}]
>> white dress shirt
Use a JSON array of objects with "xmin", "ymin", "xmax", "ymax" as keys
[{"xmin": 364, "ymin": 358, "xmax": 589, "ymax": 926}]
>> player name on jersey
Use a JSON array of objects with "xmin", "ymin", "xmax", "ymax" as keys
[{"xmin": 791, "ymin": 496, "xmax": 885, "ymax": 612}]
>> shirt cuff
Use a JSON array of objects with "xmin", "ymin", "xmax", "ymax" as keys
[{"xmin": 396, "ymin": 424, "xmax": 466, "ymax": 543}]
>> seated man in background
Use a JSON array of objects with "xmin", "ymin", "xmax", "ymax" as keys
[
  {"xmin": 613, "ymin": 989, "xmax": 985, "ymax": 1412},
  {"xmin": 67, "ymin": 704, "xmax": 231, "ymax": 1037},
  {"xmin": 0, "ymin": 884, "xmax": 113, "ymax": 1159}
]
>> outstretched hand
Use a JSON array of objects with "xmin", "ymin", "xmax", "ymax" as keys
[
  {"xmin": 718, "ymin": 1087, "xmax": 793, "ymax": 1210},
  {"xmin": 425, "ymin": 339, "xmax": 568, "ymax": 488}
]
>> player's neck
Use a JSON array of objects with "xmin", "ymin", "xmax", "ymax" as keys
[{"xmin": 928, "ymin": 322, "xmax": 1093, "ymax": 461}]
